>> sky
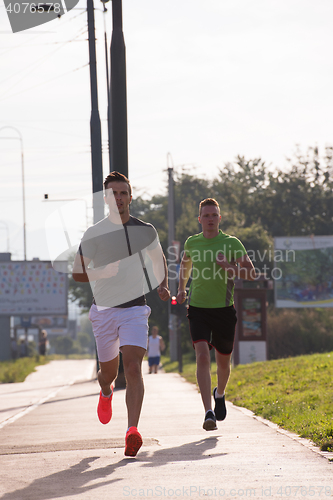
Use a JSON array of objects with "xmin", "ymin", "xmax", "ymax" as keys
[{"xmin": 0, "ymin": 0, "xmax": 333, "ymax": 261}]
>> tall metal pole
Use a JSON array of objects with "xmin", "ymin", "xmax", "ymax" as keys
[
  {"xmin": 0, "ymin": 126, "xmax": 26, "ymax": 260},
  {"xmin": 107, "ymin": 0, "xmax": 128, "ymax": 388},
  {"xmin": 110, "ymin": 0, "xmax": 128, "ymax": 177},
  {"xmin": 167, "ymin": 158, "xmax": 177, "ymax": 361},
  {"xmin": 101, "ymin": 1, "xmax": 112, "ymax": 172},
  {"xmin": 0, "ymin": 222, "xmax": 10, "ymax": 252},
  {"xmin": 87, "ymin": 0, "xmax": 104, "ymax": 224},
  {"xmin": 21, "ymin": 140, "xmax": 26, "ymax": 260},
  {"xmin": 0, "ymin": 252, "xmax": 11, "ymax": 361},
  {"xmin": 87, "ymin": 0, "xmax": 104, "ymax": 376}
]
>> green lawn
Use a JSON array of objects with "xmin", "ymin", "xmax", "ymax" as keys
[{"xmin": 162, "ymin": 352, "xmax": 333, "ymax": 452}]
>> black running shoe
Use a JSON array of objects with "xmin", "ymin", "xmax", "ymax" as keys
[
  {"xmin": 203, "ymin": 410, "xmax": 217, "ymax": 431},
  {"xmin": 213, "ymin": 387, "xmax": 227, "ymax": 421}
]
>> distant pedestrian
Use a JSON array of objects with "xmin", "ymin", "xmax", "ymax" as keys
[
  {"xmin": 147, "ymin": 326, "xmax": 165, "ymax": 374},
  {"xmin": 39, "ymin": 330, "xmax": 47, "ymax": 356},
  {"xmin": 177, "ymin": 198, "xmax": 256, "ymax": 431},
  {"xmin": 19, "ymin": 339, "xmax": 27, "ymax": 358},
  {"xmin": 11, "ymin": 338, "xmax": 18, "ymax": 360}
]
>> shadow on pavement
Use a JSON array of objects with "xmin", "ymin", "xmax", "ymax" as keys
[
  {"xmin": 139, "ymin": 436, "xmax": 226, "ymax": 467},
  {"xmin": 0, "ymin": 437, "xmax": 226, "ymax": 500},
  {"xmin": 0, "ymin": 457, "xmax": 125, "ymax": 500}
]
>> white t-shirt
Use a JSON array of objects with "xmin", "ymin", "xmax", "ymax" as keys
[{"xmin": 148, "ymin": 336, "xmax": 161, "ymax": 357}]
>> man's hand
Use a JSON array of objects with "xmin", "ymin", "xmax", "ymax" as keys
[
  {"xmin": 157, "ymin": 286, "xmax": 170, "ymax": 301},
  {"xmin": 216, "ymin": 253, "xmax": 236, "ymax": 275},
  {"xmin": 176, "ymin": 290, "xmax": 187, "ymax": 304},
  {"xmin": 102, "ymin": 261, "xmax": 120, "ymax": 278}
]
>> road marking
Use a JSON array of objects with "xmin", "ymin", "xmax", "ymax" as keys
[{"xmin": 0, "ymin": 380, "xmax": 75, "ymax": 430}]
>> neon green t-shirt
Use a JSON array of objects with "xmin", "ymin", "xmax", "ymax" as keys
[{"xmin": 184, "ymin": 230, "xmax": 247, "ymax": 308}]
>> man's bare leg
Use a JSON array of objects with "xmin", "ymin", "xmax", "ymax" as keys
[
  {"xmin": 121, "ymin": 345, "xmax": 146, "ymax": 428},
  {"xmin": 215, "ymin": 351, "xmax": 232, "ymax": 396},
  {"xmin": 194, "ymin": 341, "xmax": 212, "ymax": 412},
  {"xmin": 98, "ymin": 356, "xmax": 119, "ymax": 395}
]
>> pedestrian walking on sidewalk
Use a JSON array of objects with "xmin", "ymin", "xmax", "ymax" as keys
[
  {"xmin": 177, "ymin": 198, "xmax": 256, "ymax": 431},
  {"xmin": 72, "ymin": 171, "xmax": 170, "ymax": 456},
  {"xmin": 147, "ymin": 325, "xmax": 165, "ymax": 374},
  {"xmin": 39, "ymin": 329, "xmax": 47, "ymax": 356}
]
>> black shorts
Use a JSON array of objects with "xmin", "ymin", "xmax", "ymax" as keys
[{"xmin": 187, "ymin": 305, "xmax": 237, "ymax": 355}]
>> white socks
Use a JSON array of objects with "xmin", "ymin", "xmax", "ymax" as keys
[
  {"xmin": 215, "ymin": 390, "xmax": 225, "ymax": 398},
  {"xmin": 102, "ymin": 391, "xmax": 112, "ymax": 398}
]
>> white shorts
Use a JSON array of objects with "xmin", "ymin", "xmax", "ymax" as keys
[{"xmin": 89, "ymin": 304, "xmax": 151, "ymax": 363}]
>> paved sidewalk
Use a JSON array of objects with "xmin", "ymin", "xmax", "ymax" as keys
[
  {"xmin": 0, "ymin": 359, "xmax": 96, "ymax": 428},
  {"xmin": 0, "ymin": 360, "xmax": 332, "ymax": 500}
]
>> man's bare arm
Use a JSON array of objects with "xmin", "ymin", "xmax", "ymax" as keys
[
  {"xmin": 216, "ymin": 253, "xmax": 257, "ymax": 281},
  {"xmin": 176, "ymin": 254, "xmax": 192, "ymax": 304},
  {"xmin": 72, "ymin": 252, "xmax": 119, "ymax": 283},
  {"xmin": 147, "ymin": 244, "xmax": 170, "ymax": 301}
]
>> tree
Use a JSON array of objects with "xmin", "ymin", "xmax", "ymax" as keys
[
  {"xmin": 258, "ymin": 146, "xmax": 333, "ymax": 236},
  {"xmin": 50, "ymin": 336, "xmax": 74, "ymax": 355},
  {"xmin": 68, "ymin": 276, "xmax": 93, "ymax": 311}
]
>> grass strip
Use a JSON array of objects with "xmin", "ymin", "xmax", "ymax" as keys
[
  {"xmin": 0, "ymin": 354, "xmax": 94, "ymax": 384},
  {"xmin": 0, "ymin": 357, "xmax": 50, "ymax": 383},
  {"xmin": 162, "ymin": 351, "xmax": 333, "ymax": 452}
]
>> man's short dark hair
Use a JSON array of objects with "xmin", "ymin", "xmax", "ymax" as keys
[
  {"xmin": 199, "ymin": 198, "xmax": 220, "ymax": 215},
  {"xmin": 104, "ymin": 171, "xmax": 132, "ymax": 196}
]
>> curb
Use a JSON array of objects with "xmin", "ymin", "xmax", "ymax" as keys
[{"xmin": 230, "ymin": 401, "xmax": 333, "ymax": 463}]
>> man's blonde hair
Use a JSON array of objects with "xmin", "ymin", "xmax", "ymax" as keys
[{"xmin": 199, "ymin": 198, "xmax": 220, "ymax": 216}]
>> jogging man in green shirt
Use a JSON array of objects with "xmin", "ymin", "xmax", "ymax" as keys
[{"xmin": 177, "ymin": 198, "xmax": 256, "ymax": 430}]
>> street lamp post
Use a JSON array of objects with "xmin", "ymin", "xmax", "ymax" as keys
[
  {"xmin": 107, "ymin": 0, "xmax": 129, "ymax": 387},
  {"xmin": 0, "ymin": 126, "xmax": 27, "ymax": 261},
  {"xmin": 43, "ymin": 196, "xmax": 90, "ymax": 229},
  {"xmin": 87, "ymin": 0, "xmax": 104, "ymax": 224},
  {"xmin": 100, "ymin": 0, "xmax": 112, "ymax": 172},
  {"xmin": 0, "ymin": 221, "xmax": 10, "ymax": 253},
  {"xmin": 110, "ymin": 0, "xmax": 128, "ymax": 177}
]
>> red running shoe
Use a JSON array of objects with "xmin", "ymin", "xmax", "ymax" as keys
[
  {"xmin": 124, "ymin": 427, "xmax": 143, "ymax": 457},
  {"xmin": 97, "ymin": 387, "xmax": 113, "ymax": 424}
]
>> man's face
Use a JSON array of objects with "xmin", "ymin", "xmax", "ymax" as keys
[
  {"xmin": 104, "ymin": 181, "xmax": 132, "ymax": 216},
  {"xmin": 152, "ymin": 326, "xmax": 159, "ymax": 337},
  {"xmin": 198, "ymin": 205, "xmax": 221, "ymax": 231}
]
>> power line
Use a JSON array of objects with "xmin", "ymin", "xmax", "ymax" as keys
[
  {"xmin": 0, "ymin": 24, "xmax": 87, "ymax": 93},
  {"xmin": 0, "ymin": 62, "xmax": 89, "ymax": 102},
  {"xmin": 0, "ymin": 124, "xmax": 88, "ymax": 139},
  {"xmin": 0, "ymin": 33, "xmax": 44, "ymax": 58},
  {"xmin": 0, "ymin": 9, "xmax": 86, "ymax": 60}
]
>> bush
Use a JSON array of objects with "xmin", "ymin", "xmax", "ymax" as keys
[
  {"xmin": 267, "ymin": 308, "xmax": 333, "ymax": 359},
  {"xmin": 0, "ymin": 357, "xmax": 48, "ymax": 383},
  {"xmin": 76, "ymin": 331, "xmax": 95, "ymax": 354},
  {"xmin": 50, "ymin": 336, "xmax": 75, "ymax": 355}
]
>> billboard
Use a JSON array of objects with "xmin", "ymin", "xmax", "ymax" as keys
[
  {"xmin": 274, "ymin": 236, "xmax": 333, "ymax": 308},
  {"xmin": 0, "ymin": 261, "xmax": 68, "ymax": 315},
  {"xmin": 30, "ymin": 316, "xmax": 69, "ymax": 335}
]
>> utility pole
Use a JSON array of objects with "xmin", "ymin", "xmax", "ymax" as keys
[
  {"xmin": 87, "ymin": 0, "xmax": 104, "ymax": 223},
  {"xmin": 87, "ymin": 0, "xmax": 104, "ymax": 376},
  {"xmin": 167, "ymin": 159, "xmax": 177, "ymax": 361},
  {"xmin": 0, "ymin": 127, "xmax": 27, "ymax": 260},
  {"xmin": 101, "ymin": 0, "xmax": 112, "ymax": 172},
  {"xmin": 110, "ymin": 0, "xmax": 128, "ymax": 177},
  {"xmin": 0, "ymin": 252, "xmax": 11, "ymax": 361},
  {"xmin": 109, "ymin": 0, "xmax": 128, "ymax": 387}
]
